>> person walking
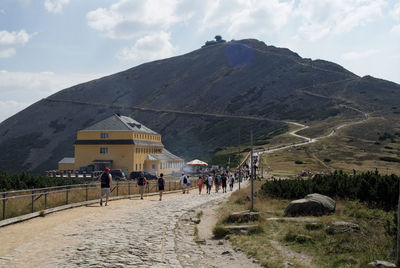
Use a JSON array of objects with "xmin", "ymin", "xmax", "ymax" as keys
[
  {"xmin": 197, "ymin": 176, "xmax": 203, "ymax": 194},
  {"xmin": 98, "ymin": 167, "xmax": 112, "ymax": 206},
  {"xmin": 181, "ymin": 173, "xmax": 187, "ymax": 194},
  {"xmin": 215, "ymin": 174, "xmax": 220, "ymax": 193},
  {"xmin": 229, "ymin": 173, "xmax": 235, "ymax": 191},
  {"xmin": 207, "ymin": 174, "xmax": 213, "ymax": 194},
  {"xmin": 186, "ymin": 175, "xmax": 190, "ymax": 194},
  {"xmin": 137, "ymin": 172, "xmax": 147, "ymax": 200},
  {"xmin": 221, "ymin": 173, "xmax": 227, "ymax": 193},
  {"xmin": 158, "ymin": 173, "xmax": 165, "ymax": 201}
]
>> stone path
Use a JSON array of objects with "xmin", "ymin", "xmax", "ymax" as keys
[{"xmin": 0, "ymin": 182, "xmax": 259, "ymax": 268}]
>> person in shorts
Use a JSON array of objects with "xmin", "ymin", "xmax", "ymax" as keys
[
  {"xmin": 158, "ymin": 173, "xmax": 165, "ymax": 201},
  {"xmin": 181, "ymin": 173, "xmax": 187, "ymax": 194},
  {"xmin": 98, "ymin": 167, "xmax": 112, "ymax": 206},
  {"xmin": 197, "ymin": 176, "xmax": 203, "ymax": 194},
  {"xmin": 137, "ymin": 172, "xmax": 147, "ymax": 199},
  {"xmin": 221, "ymin": 173, "xmax": 227, "ymax": 193}
]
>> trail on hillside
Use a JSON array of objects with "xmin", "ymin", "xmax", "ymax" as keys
[{"xmin": 244, "ymin": 104, "xmax": 370, "ymax": 165}]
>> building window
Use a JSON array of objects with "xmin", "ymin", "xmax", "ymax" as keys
[
  {"xmin": 152, "ymin": 164, "xmax": 155, "ymax": 169},
  {"xmin": 136, "ymin": 164, "xmax": 138, "ymax": 170},
  {"xmin": 100, "ymin": 133, "xmax": 109, "ymax": 139},
  {"xmin": 100, "ymin": 147, "xmax": 108, "ymax": 154}
]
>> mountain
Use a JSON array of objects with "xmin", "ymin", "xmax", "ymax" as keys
[{"xmin": 1, "ymin": 38, "xmax": 399, "ymax": 174}]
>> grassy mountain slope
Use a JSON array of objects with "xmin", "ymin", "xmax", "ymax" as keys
[{"xmin": 0, "ymin": 39, "xmax": 399, "ymax": 174}]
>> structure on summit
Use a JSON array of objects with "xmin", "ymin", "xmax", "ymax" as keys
[{"xmin": 58, "ymin": 114, "xmax": 184, "ymax": 175}]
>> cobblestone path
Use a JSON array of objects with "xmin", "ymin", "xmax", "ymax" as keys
[{"xmin": 0, "ymin": 182, "xmax": 258, "ymax": 268}]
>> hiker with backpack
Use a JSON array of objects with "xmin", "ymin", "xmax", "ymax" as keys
[
  {"xmin": 158, "ymin": 173, "xmax": 165, "ymax": 201},
  {"xmin": 181, "ymin": 173, "xmax": 188, "ymax": 194},
  {"xmin": 221, "ymin": 173, "xmax": 227, "ymax": 193},
  {"xmin": 137, "ymin": 172, "xmax": 147, "ymax": 199},
  {"xmin": 98, "ymin": 167, "xmax": 112, "ymax": 206}
]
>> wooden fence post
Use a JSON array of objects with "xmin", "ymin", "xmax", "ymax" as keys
[
  {"xmin": 86, "ymin": 184, "xmax": 88, "ymax": 201},
  {"xmin": 116, "ymin": 182, "xmax": 119, "ymax": 197},
  {"xmin": 2, "ymin": 192, "xmax": 5, "ymax": 220},
  {"xmin": 44, "ymin": 192, "xmax": 47, "ymax": 209},
  {"xmin": 66, "ymin": 186, "xmax": 69, "ymax": 205},
  {"xmin": 31, "ymin": 188, "xmax": 34, "ymax": 213},
  {"xmin": 128, "ymin": 181, "xmax": 130, "ymax": 196}
]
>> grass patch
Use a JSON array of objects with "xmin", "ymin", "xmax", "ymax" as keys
[
  {"xmin": 216, "ymin": 182, "xmax": 396, "ymax": 267},
  {"xmin": 213, "ymin": 225, "xmax": 230, "ymax": 239},
  {"xmin": 196, "ymin": 210, "xmax": 203, "ymax": 219}
]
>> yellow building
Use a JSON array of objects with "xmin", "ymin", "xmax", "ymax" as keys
[{"xmin": 58, "ymin": 114, "xmax": 184, "ymax": 175}]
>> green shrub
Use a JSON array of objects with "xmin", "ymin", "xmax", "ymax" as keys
[
  {"xmin": 284, "ymin": 231, "xmax": 297, "ymax": 242},
  {"xmin": 213, "ymin": 226, "xmax": 230, "ymax": 239},
  {"xmin": 260, "ymin": 170, "xmax": 400, "ymax": 210},
  {"xmin": 295, "ymin": 234, "xmax": 314, "ymax": 244},
  {"xmin": 0, "ymin": 170, "xmax": 83, "ymax": 191}
]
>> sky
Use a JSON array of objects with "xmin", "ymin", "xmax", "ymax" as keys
[{"xmin": 1, "ymin": 0, "xmax": 399, "ymax": 123}]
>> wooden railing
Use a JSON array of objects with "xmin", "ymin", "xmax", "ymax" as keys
[{"xmin": 0, "ymin": 179, "xmax": 196, "ymax": 222}]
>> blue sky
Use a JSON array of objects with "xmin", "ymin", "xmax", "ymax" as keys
[{"xmin": 1, "ymin": 0, "xmax": 399, "ymax": 122}]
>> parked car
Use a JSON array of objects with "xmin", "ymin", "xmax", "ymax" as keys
[
  {"xmin": 129, "ymin": 171, "xmax": 158, "ymax": 180},
  {"xmin": 110, "ymin": 169, "xmax": 126, "ymax": 180}
]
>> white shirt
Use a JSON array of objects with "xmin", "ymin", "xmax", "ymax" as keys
[
  {"xmin": 207, "ymin": 176, "xmax": 213, "ymax": 185},
  {"xmin": 180, "ymin": 175, "xmax": 187, "ymax": 185}
]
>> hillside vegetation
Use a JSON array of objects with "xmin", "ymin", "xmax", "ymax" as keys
[
  {"xmin": 216, "ymin": 173, "xmax": 397, "ymax": 267},
  {"xmin": 0, "ymin": 38, "xmax": 399, "ymax": 174}
]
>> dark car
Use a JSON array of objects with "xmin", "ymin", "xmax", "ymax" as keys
[
  {"xmin": 129, "ymin": 171, "xmax": 158, "ymax": 180},
  {"xmin": 110, "ymin": 169, "xmax": 126, "ymax": 180}
]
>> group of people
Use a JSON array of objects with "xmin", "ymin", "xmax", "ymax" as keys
[
  {"xmin": 183, "ymin": 172, "xmax": 236, "ymax": 195},
  {"xmin": 98, "ymin": 168, "xmax": 240, "ymax": 206}
]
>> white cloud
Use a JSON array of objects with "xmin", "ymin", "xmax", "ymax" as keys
[
  {"xmin": 390, "ymin": 2, "xmax": 400, "ymax": 34},
  {"xmin": 0, "ymin": 70, "xmax": 106, "ymax": 122},
  {"xmin": 44, "ymin": 0, "xmax": 70, "ymax": 13},
  {"xmin": 117, "ymin": 32, "xmax": 175, "ymax": 62},
  {"xmin": 341, "ymin": 49, "xmax": 379, "ymax": 61},
  {"xmin": 0, "ymin": 30, "xmax": 33, "ymax": 58},
  {"xmin": 0, "ymin": 30, "xmax": 31, "ymax": 46},
  {"xmin": 295, "ymin": 0, "xmax": 386, "ymax": 41},
  {"xmin": 200, "ymin": 0, "xmax": 294, "ymax": 37},
  {"xmin": 0, "ymin": 48, "xmax": 16, "ymax": 58},
  {"xmin": 87, "ymin": 0, "xmax": 182, "ymax": 39}
]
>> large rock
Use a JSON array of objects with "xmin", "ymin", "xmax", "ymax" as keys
[
  {"xmin": 368, "ymin": 260, "xmax": 396, "ymax": 268},
  {"xmin": 284, "ymin": 193, "xmax": 336, "ymax": 217}
]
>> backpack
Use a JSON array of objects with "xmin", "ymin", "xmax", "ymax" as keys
[
  {"xmin": 183, "ymin": 176, "xmax": 188, "ymax": 184},
  {"xmin": 138, "ymin": 177, "xmax": 145, "ymax": 186},
  {"xmin": 101, "ymin": 172, "xmax": 110, "ymax": 187}
]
